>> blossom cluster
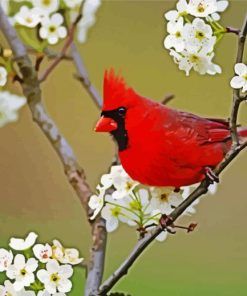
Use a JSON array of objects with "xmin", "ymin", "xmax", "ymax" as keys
[
  {"xmin": 89, "ymin": 165, "xmax": 216, "ymax": 242},
  {"xmin": 0, "ymin": 232, "xmax": 83, "ymax": 295},
  {"xmin": 164, "ymin": 0, "xmax": 229, "ymax": 75},
  {"xmin": 1, "ymin": 0, "xmax": 101, "ymax": 46}
]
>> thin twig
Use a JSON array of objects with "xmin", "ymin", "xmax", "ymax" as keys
[
  {"xmin": 97, "ymin": 13, "xmax": 247, "ymax": 296},
  {"xmin": 39, "ymin": 12, "xmax": 82, "ymax": 82},
  {"xmin": 161, "ymin": 93, "xmax": 175, "ymax": 105}
]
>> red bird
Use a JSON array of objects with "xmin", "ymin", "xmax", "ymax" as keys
[{"xmin": 95, "ymin": 70, "xmax": 247, "ymax": 188}]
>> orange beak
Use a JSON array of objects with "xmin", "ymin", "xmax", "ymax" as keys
[{"xmin": 94, "ymin": 116, "xmax": 118, "ymax": 132}]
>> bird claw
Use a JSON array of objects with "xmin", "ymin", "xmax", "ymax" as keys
[{"xmin": 205, "ymin": 167, "xmax": 219, "ymax": 184}]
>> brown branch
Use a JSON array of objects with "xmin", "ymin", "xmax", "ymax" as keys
[
  {"xmin": 39, "ymin": 13, "xmax": 82, "ymax": 82},
  {"xmin": 70, "ymin": 42, "xmax": 102, "ymax": 109},
  {"xmin": 229, "ymin": 13, "xmax": 247, "ymax": 146},
  {"xmin": 161, "ymin": 93, "xmax": 175, "ymax": 105},
  {"xmin": 97, "ymin": 13, "xmax": 247, "ymax": 296}
]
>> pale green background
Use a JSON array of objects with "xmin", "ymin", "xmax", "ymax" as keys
[{"xmin": 0, "ymin": 1, "xmax": 247, "ymax": 295}]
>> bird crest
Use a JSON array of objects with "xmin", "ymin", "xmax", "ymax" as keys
[{"xmin": 103, "ymin": 69, "xmax": 137, "ymax": 110}]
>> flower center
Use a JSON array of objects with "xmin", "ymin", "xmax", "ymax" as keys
[
  {"xmin": 20, "ymin": 268, "xmax": 27, "ymax": 276},
  {"xmin": 197, "ymin": 3, "xmax": 205, "ymax": 13},
  {"xmin": 190, "ymin": 54, "xmax": 200, "ymax": 63},
  {"xmin": 49, "ymin": 25, "xmax": 57, "ymax": 33},
  {"xmin": 195, "ymin": 30, "xmax": 205, "ymax": 41},
  {"xmin": 243, "ymin": 73, "xmax": 247, "ymax": 81},
  {"xmin": 160, "ymin": 193, "xmax": 168, "ymax": 202},
  {"xmin": 25, "ymin": 17, "xmax": 33, "ymax": 24},
  {"xmin": 111, "ymin": 206, "xmax": 121, "ymax": 217},
  {"xmin": 50, "ymin": 273, "xmax": 60, "ymax": 283},
  {"xmin": 175, "ymin": 31, "xmax": 181, "ymax": 38},
  {"xmin": 129, "ymin": 200, "xmax": 141, "ymax": 211},
  {"xmin": 125, "ymin": 181, "xmax": 133, "ymax": 191},
  {"xmin": 42, "ymin": 0, "xmax": 51, "ymax": 6}
]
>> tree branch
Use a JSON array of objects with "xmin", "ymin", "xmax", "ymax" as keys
[
  {"xmin": 70, "ymin": 42, "xmax": 102, "ymax": 109},
  {"xmin": 0, "ymin": 6, "xmax": 107, "ymax": 295},
  {"xmin": 229, "ymin": 13, "xmax": 247, "ymax": 146},
  {"xmin": 97, "ymin": 13, "xmax": 247, "ymax": 296}
]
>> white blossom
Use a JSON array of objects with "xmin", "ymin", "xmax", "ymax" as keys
[
  {"xmin": 6, "ymin": 254, "xmax": 38, "ymax": 291},
  {"xmin": 77, "ymin": 0, "xmax": 102, "ymax": 43},
  {"xmin": 164, "ymin": 17, "xmax": 185, "ymax": 52},
  {"xmin": 33, "ymin": 243, "xmax": 52, "ymax": 263},
  {"xmin": 37, "ymin": 259, "xmax": 73, "ymax": 294},
  {"xmin": 230, "ymin": 63, "xmax": 247, "ymax": 93},
  {"xmin": 9, "ymin": 232, "xmax": 38, "ymax": 251},
  {"xmin": 0, "ymin": 0, "xmax": 9, "ymax": 15},
  {"xmin": 183, "ymin": 18, "xmax": 216, "ymax": 53},
  {"xmin": 0, "ymin": 248, "xmax": 13, "ymax": 271},
  {"xmin": 0, "ymin": 91, "xmax": 26, "ymax": 128},
  {"xmin": 164, "ymin": 0, "xmax": 189, "ymax": 22},
  {"xmin": 101, "ymin": 195, "xmax": 129, "ymax": 232},
  {"xmin": 170, "ymin": 49, "xmax": 221, "ymax": 76},
  {"xmin": 39, "ymin": 13, "xmax": 67, "ymax": 45},
  {"xmin": 60, "ymin": 248, "xmax": 84, "ymax": 265},
  {"xmin": 101, "ymin": 165, "xmax": 138, "ymax": 199},
  {"xmin": 0, "ymin": 280, "xmax": 36, "ymax": 296},
  {"xmin": 187, "ymin": 0, "xmax": 218, "ymax": 17},
  {"xmin": 0, "ymin": 66, "xmax": 7, "ymax": 87},
  {"xmin": 150, "ymin": 187, "xmax": 182, "ymax": 214},
  {"xmin": 51, "ymin": 240, "xmax": 83, "ymax": 265},
  {"xmin": 32, "ymin": 0, "xmax": 59, "ymax": 15},
  {"xmin": 88, "ymin": 185, "xmax": 105, "ymax": 220},
  {"xmin": 13, "ymin": 6, "xmax": 43, "ymax": 28}
]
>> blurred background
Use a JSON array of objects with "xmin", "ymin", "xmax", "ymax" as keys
[{"xmin": 0, "ymin": 1, "xmax": 247, "ymax": 295}]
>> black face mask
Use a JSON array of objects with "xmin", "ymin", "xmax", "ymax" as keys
[{"xmin": 101, "ymin": 106, "xmax": 128, "ymax": 151}]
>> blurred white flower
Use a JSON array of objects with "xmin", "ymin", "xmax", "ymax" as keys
[
  {"xmin": 64, "ymin": 0, "xmax": 82, "ymax": 9},
  {"xmin": 164, "ymin": 17, "xmax": 185, "ymax": 52},
  {"xmin": 13, "ymin": 6, "xmax": 43, "ymax": 28},
  {"xmin": 39, "ymin": 13, "xmax": 67, "ymax": 45},
  {"xmin": 0, "ymin": 91, "xmax": 26, "ymax": 128},
  {"xmin": 230, "ymin": 63, "xmax": 247, "ymax": 93},
  {"xmin": 170, "ymin": 49, "xmax": 221, "ymax": 76},
  {"xmin": 32, "ymin": 0, "xmax": 59, "ymax": 15},
  {"xmin": 150, "ymin": 187, "xmax": 182, "ymax": 214},
  {"xmin": 183, "ymin": 18, "xmax": 216, "ymax": 53},
  {"xmin": 187, "ymin": 0, "xmax": 218, "ymax": 17},
  {"xmin": 6, "ymin": 254, "xmax": 38, "ymax": 291},
  {"xmin": 77, "ymin": 0, "xmax": 101, "ymax": 43},
  {"xmin": 0, "ymin": 66, "xmax": 7, "ymax": 86},
  {"xmin": 9, "ymin": 232, "xmax": 38, "ymax": 251},
  {"xmin": 37, "ymin": 259, "xmax": 73, "ymax": 294},
  {"xmin": 0, "ymin": 280, "xmax": 35, "ymax": 296},
  {"xmin": 33, "ymin": 243, "xmax": 52, "ymax": 263},
  {"xmin": 88, "ymin": 185, "xmax": 105, "ymax": 220},
  {"xmin": 164, "ymin": 0, "xmax": 189, "ymax": 22},
  {"xmin": 101, "ymin": 195, "xmax": 128, "ymax": 232},
  {"xmin": 0, "ymin": 248, "xmax": 13, "ymax": 271}
]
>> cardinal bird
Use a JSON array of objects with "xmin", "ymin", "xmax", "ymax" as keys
[{"xmin": 95, "ymin": 70, "xmax": 247, "ymax": 188}]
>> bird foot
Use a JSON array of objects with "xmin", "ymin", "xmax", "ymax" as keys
[
  {"xmin": 205, "ymin": 167, "xmax": 219, "ymax": 184},
  {"xmin": 159, "ymin": 214, "xmax": 198, "ymax": 234}
]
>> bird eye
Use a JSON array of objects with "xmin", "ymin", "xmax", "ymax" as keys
[{"xmin": 118, "ymin": 107, "xmax": 126, "ymax": 116}]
